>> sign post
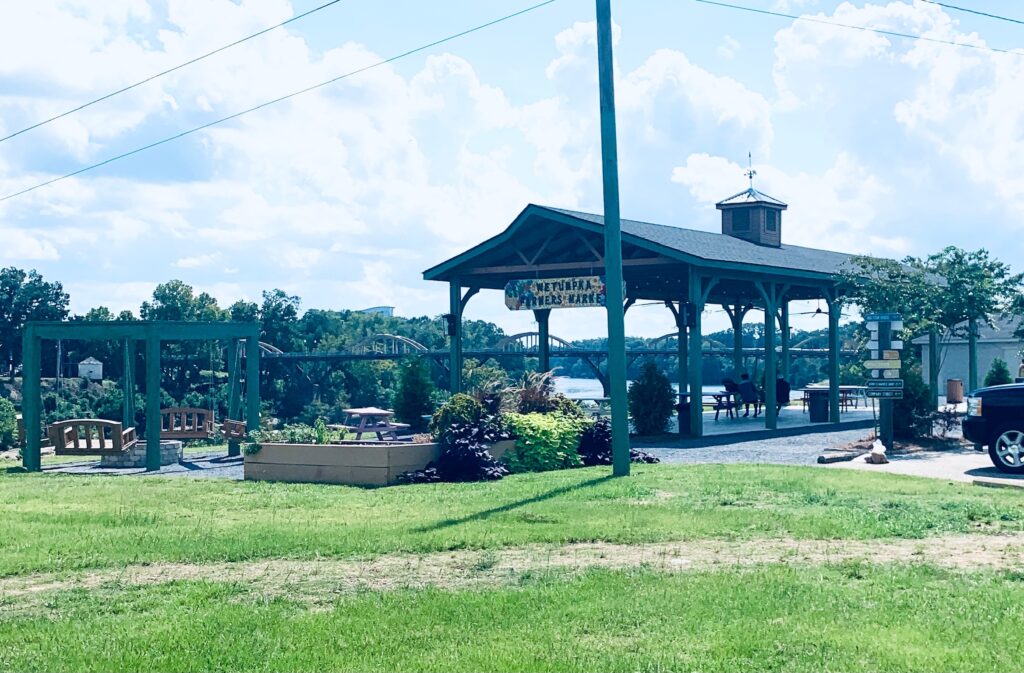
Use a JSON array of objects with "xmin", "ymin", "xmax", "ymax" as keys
[{"xmin": 865, "ymin": 313, "xmax": 903, "ymax": 450}]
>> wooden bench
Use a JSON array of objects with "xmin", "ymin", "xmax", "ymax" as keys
[
  {"xmin": 221, "ymin": 419, "xmax": 248, "ymax": 441},
  {"xmin": 16, "ymin": 414, "xmax": 54, "ymax": 450},
  {"xmin": 160, "ymin": 408, "xmax": 214, "ymax": 440},
  {"xmin": 50, "ymin": 419, "xmax": 137, "ymax": 456}
]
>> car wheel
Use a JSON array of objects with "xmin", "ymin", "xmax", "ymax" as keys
[{"xmin": 988, "ymin": 426, "xmax": 1024, "ymax": 474}]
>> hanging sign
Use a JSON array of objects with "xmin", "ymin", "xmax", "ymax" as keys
[
  {"xmin": 867, "ymin": 379, "xmax": 904, "ymax": 390},
  {"xmin": 504, "ymin": 276, "xmax": 622, "ymax": 311}
]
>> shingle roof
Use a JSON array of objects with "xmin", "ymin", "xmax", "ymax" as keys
[
  {"xmin": 715, "ymin": 188, "xmax": 788, "ymax": 208},
  {"xmin": 543, "ymin": 206, "xmax": 854, "ymax": 276}
]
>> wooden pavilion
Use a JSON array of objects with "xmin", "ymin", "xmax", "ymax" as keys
[{"xmin": 425, "ymin": 187, "xmax": 858, "ymax": 438}]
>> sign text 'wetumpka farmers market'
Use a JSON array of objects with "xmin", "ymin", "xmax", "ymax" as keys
[{"xmin": 504, "ymin": 276, "xmax": 618, "ymax": 310}]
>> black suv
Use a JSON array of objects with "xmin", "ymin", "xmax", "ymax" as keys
[{"xmin": 963, "ymin": 383, "xmax": 1024, "ymax": 474}]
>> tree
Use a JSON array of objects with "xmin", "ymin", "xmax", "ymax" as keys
[
  {"xmin": 228, "ymin": 300, "xmax": 259, "ymax": 324},
  {"xmin": 0, "ymin": 397, "xmax": 17, "ymax": 451},
  {"xmin": 260, "ymin": 289, "xmax": 301, "ymax": 351},
  {"xmin": 140, "ymin": 280, "xmax": 199, "ymax": 321},
  {"xmin": 394, "ymin": 358, "xmax": 434, "ymax": 431},
  {"xmin": 843, "ymin": 248, "xmax": 1024, "ymax": 392},
  {"xmin": 984, "ymin": 358, "xmax": 1013, "ymax": 387},
  {"xmin": 0, "ymin": 267, "xmax": 70, "ymax": 373}
]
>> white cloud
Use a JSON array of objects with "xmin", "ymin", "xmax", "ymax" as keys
[
  {"xmin": 717, "ymin": 35, "xmax": 741, "ymax": 60},
  {"xmin": 672, "ymin": 152, "xmax": 893, "ymax": 253},
  {"xmin": 174, "ymin": 253, "xmax": 221, "ymax": 269}
]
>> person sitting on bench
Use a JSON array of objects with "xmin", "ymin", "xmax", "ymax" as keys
[
  {"xmin": 775, "ymin": 374, "xmax": 791, "ymax": 413},
  {"xmin": 738, "ymin": 373, "xmax": 761, "ymax": 418}
]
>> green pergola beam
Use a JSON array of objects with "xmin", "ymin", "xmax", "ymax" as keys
[
  {"xmin": 26, "ymin": 321, "xmax": 261, "ymax": 341},
  {"xmin": 21, "ymin": 332, "xmax": 41, "ymax": 473},
  {"xmin": 145, "ymin": 336, "xmax": 161, "ymax": 471}
]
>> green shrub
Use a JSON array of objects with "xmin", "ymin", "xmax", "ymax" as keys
[
  {"xmin": 550, "ymin": 395, "xmax": 587, "ymax": 420},
  {"xmin": 984, "ymin": 357, "xmax": 1013, "ymax": 387},
  {"xmin": 394, "ymin": 358, "xmax": 434, "ymax": 432},
  {"xmin": 429, "ymin": 394, "xmax": 483, "ymax": 439},
  {"xmin": 502, "ymin": 412, "xmax": 585, "ymax": 473},
  {"xmin": 628, "ymin": 362, "xmax": 675, "ymax": 436},
  {"xmin": 894, "ymin": 362, "xmax": 932, "ymax": 440},
  {"xmin": 0, "ymin": 397, "xmax": 17, "ymax": 451}
]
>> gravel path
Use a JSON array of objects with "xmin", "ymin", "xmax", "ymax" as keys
[
  {"xmin": 42, "ymin": 452, "xmax": 244, "ymax": 480},
  {"xmin": 644, "ymin": 428, "xmax": 869, "ymax": 465}
]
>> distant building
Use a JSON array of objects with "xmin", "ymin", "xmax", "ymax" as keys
[
  {"xmin": 77, "ymin": 357, "xmax": 103, "ymax": 381},
  {"xmin": 358, "ymin": 306, "xmax": 395, "ymax": 317},
  {"xmin": 914, "ymin": 317, "xmax": 1023, "ymax": 389}
]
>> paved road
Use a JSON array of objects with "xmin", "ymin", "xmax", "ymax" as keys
[{"xmin": 644, "ymin": 428, "xmax": 869, "ymax": 466}]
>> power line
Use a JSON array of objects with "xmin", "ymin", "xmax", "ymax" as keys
[
  {"xmin": 920, "ymin": 0, "xmax": 1024, "ymax": 26},
  {"xmin": 0, "ymin": 0, "xmax": 347, "ymax": 144},
  {"xmin": 693, "ymin": 0, "xmax": 1021, "ymax": 56},
  {"xmin": 0, "ymin": 0, "xmax": 557, "ymax": 204}
]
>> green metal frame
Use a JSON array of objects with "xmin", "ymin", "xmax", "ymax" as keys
[{"xmin": 21, "ymin": 321, "xmax": 261, "ymax": 472}]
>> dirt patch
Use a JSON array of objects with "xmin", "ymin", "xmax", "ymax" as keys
[
  {"xmin": 3, "ymin": 534, "xmax": 1024, "ymax": 610},
  {"xmin": 837, "ymin": 435, "xmax": 969, "ymax": 455}
]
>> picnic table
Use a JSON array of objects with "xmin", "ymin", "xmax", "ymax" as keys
[
  {"xmin": 799, "ymin": 386, "xmax": 867, "ymax": 412},
  {"xmin": 342, "ymin": 407, "xmax": 409, "ymax": 441}
]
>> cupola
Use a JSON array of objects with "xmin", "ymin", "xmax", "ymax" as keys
[{"xmin": 715, "ymin": 160, "xmax": 787, "ymax": 247}]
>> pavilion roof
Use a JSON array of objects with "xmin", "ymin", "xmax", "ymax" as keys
[{"xmin": 424, "ymin": 204, "xmax": 857, "ymax": 284}]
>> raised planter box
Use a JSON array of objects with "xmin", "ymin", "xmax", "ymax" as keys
[{"xmin": 244, "ymin": 439, "xmax": 515, "ymax": 487}]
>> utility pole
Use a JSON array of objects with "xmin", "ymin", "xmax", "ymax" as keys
[{"xmin": 595, "ymin": 0, "xmax": 629, "ymax": 476}]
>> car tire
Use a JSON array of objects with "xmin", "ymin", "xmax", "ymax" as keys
[{"xmin": 988, "ymin": 425, "xmax": 1024, "ymax": 474}]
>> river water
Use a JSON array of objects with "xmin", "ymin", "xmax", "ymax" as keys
[{"xmin": 552, "ymin": 376, "xmax": 725, "ymax": 399}]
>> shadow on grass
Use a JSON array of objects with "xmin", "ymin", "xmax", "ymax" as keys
[{"xmin": 415, "ymin": 474, "xmax": 616, "ymax": 533}]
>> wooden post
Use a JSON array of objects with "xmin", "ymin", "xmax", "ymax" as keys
[
  {"xmin": 534, "ymin": 309, "xmax": 551, "ymax": 374},
  {"xmin": 828, "ymin": 296, "xmax": 841, "ymax": 423},
  {"xmin": 764, "ymin": 299, "xmax": 778, "ymax": 430},
  {"xmin": 756, "ymin": 283, "xmax": 778, "ymax": 430},
  {"xmin": 667, "ymin": 301, "xmax": 690, "ymax": 436},
  {"xmin": 122, "ymin": 339, "xmax": 134, "ymax": 429},
  {"xmin": 226, "ymin": 341, "xmax": 241, "ymax": 457},
  {"xmin": 245, "ymin": 336, "xmax": 260, "ymax": 433},
  {"xmin": 448, "ymin": 280, "xmax": 463, "ymax": 394},
  {"xmin": 21, "ymin": 327, "xmax": 41, "ymax": 472},
  {"xmin": 725, "ymin": 303, "xmax": 748, "ymax": 377},
  {"xmin": 780, "ymin": 301, "xmax": 791, "ymax": 380},
  {"xmin": 688, "ymin": 273, "xmax": 705, "ymax": 438},
  {"xmin": 596, "ymin": 0, "xmax": 629, "ymax": 476},
  {"xmin": 928, "ymin": 330, "xmax": 940, "ymax": 409},
  {"xmin": 732, "ymin": 311, "xmax": 744, "ymax": 377},
  {"xmin": 968, "ymin": 318, "xmax": 978, "ymax": 393},
  {"xmin": 878, "ymin": 321, "xmax": 895, "ymax": 451},
  {"xmin": 145, "ymin": 334, "xmax": 161, "ymax": 472}
]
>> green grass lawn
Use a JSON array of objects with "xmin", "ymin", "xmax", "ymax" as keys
[{"xmin": 2, "ymin": 465, "xmax": 1024, "ymax": 671}]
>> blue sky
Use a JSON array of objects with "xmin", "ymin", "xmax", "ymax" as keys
[{"xmin": 1, "ymin": 0, "xmax": 1023, "ymax": 342}]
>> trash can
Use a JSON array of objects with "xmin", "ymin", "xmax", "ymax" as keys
[
  {"xmin": 808, "ymin": 389, "xmax": 830, "ymax": 423},
  {"xmin": 677, "ymin": 396, "xmax": 691, "ymax": 435},
  {"xmin": 946, "ymin": 379, "xmax": 964, "ymax": 404}
]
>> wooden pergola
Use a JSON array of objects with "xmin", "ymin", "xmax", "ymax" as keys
[
  {"xmin": 425, "ymin": 203, "xmax": 855, "ymax": 438},
  {"xmin": 21, "ymin": 321, "xmax": 261, "ymax": 471}
]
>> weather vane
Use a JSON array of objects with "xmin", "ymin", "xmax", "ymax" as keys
[{"xmin": 744, "ymin": 151, "xmax": 757, "ymax": 189}]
